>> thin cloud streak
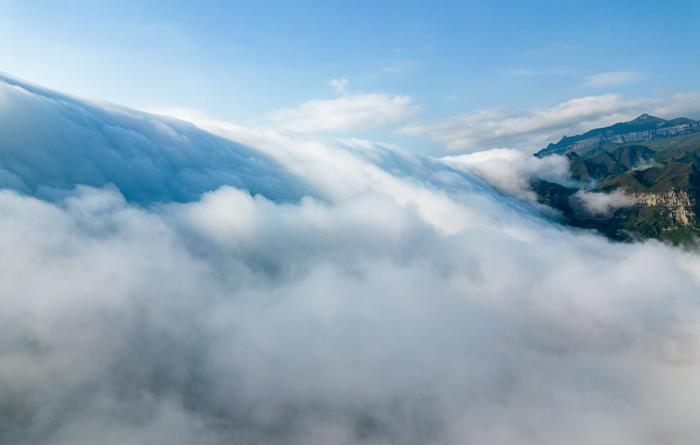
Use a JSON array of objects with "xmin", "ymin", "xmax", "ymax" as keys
[{"xmin": 582, "ymin": 71, "xmax": 648, "ymax": 88}]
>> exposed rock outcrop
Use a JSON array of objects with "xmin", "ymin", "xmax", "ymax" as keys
[{"xmin": 631, "ymin": 190, "xmax": 696, "ymax": 229}]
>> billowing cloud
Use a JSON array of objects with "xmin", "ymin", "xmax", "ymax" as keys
[
  {"xmin": 582, "ymin": 71, "xmax": 647, "ymax": 88},
  {"xmin": 443, "ymin": 148, "xmax": 571, "ymax": 201},
  {"xmin": 402, "ymin": 92, "xmax": 700, "ymax": 152},
  {"xmin": 264, "ymin": 93, "xmax": 419, "ymax": 133},
  {"xmin": 2, "ymin": 75, "xmax": 700, "ymax": 445},
  {"xmin": 0, "ymin": 74, "xmax": 311, "ymax": 203},
  {"xmin": 444, "ymin": 150, "xmax": 639, "ymax": 220}
]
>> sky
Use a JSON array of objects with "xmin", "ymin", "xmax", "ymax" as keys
[{"xmin": 1, "ymin": 0, "xmax": 700, "ymax": 153}]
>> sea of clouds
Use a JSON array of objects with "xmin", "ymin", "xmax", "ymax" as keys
[{"xmin": 1, "ymin": 75, "xmax": 699, "ymax": 445}]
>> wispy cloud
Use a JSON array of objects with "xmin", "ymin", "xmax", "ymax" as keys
[
  {"xmin": 502, "ymin": 68, "xmax": 537, "ymax": 77},
  {"xmin": 582, "ymin": 71, "xmax": 647, "ymax": 88},
  {"xmin": 572, "ymin": 189, "xmax": 636, "ymax": 216},
  {"xmin": 381, "ymin": 59, "xmax": 414, "ymax": 74},
  {"xmin": 402, "ymin": 92, "xmax": 700, "ymax": 152},
  {"xmin": 264, "ymin": 93, "xmax": 419, "ymax": 133},
  {"xmin": 329, "ymin": 77, "xmax": 348, "ymax": 93}
]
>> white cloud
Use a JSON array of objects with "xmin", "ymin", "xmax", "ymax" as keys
[
  {"xmin": 443, "ymin": 148, "xmax": 571, "ymax": 201},
  {"xmin": 402, "ymin": 92, "xmax": 700, "ymax": 153},
  {"xmin": 4, "ymin": 74, "xmax": 700, "ymax": 445},
  {"xmin": 329, "ymin": 78, "xmax": 348, "ymax": 93},
  {"xmin": 573, "ymin": 189, "xmax": 636, "ymax": 217},
  {"xmin": 264, "ymin": 93, "xmax": 419, "ymax": 133},
  {"xmin": 582, "ymin": 71, "xmax": 647, "ymax": 88},
  {"xmin": 648, "ymin": 91, "xmax": 700, "ymax": 118},
  {"xmin": 0, "ymin": 76, "xmax": 310, "ymax": 203}
]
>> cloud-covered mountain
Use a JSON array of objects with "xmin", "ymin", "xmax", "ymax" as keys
[{"xmin": 1, "ymin": 75, "xmax": 700, "ymax": 445}]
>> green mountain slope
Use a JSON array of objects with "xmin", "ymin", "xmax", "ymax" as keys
[{"xmin": 534, "ymin": 114, "xmax": 700, "ymax": 244}]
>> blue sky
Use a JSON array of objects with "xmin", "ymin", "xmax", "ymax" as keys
[{"xmin": 1, "ymin": 0, "xmax": 699, "ymax": 153}]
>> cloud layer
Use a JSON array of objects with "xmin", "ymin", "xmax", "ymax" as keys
[
  {"xmin": 1, "ymin": 76, "xmax": 700, "ymax": 445},
  {"xmin": 0, "ymin": 74, "xmax": 310, "ymax": 203},
  {"xmin": 403, "ymin": 92, "xmax": 700, "ymax": 152}
]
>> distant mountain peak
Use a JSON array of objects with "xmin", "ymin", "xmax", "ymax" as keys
[
  {"xmin": 536, "ymin": 113, "xmax": 699, "ymax": 157},
  {"xmin": 629, "ymin": 113, "xmax": 665, "ymax": 124}
]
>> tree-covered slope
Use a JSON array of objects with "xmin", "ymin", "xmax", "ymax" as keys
[{"xmin": 535, "ymin": 114, "xmax": 700, "ymax": 244}]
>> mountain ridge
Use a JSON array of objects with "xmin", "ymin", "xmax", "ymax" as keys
[{"xmin": 536, "ymin": 114, "xmax": 700, "ymax": 158}]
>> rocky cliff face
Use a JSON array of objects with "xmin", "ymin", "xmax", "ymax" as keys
[
  {"xmin": 631, "ymin": 190, "xmax": 696, "ymax": 229},
  {"xmin": 606, "ymin": 125, "xmax": 695, "ymax": 143},
  {"xmin": 560, "ymin": 126, "xmax": 691, "ymax": 155}
]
